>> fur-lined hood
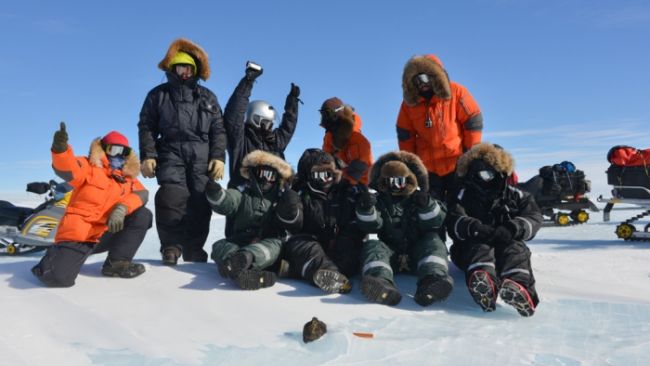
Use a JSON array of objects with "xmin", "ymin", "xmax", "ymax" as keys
[
  {"xmin": 158, "ymin": 38, "xmax": 211, "ymax": 81},
  {"xmin": 402, "ymin": 54, "xmax": 451, "ymax": 106},
  {"xmin": 456, "ymin": 143, "xmax": 514, "ymax": 178},
  {"xmin": 370, "ymin": 151, "xmax": 428, "ymax": 196},
  {"xmin": 88, "ymin": 139, "xmax": 140, "ymax": 178},
  {"xmin": 240, "ymin": 150, "xmax": 293, "ymax": 185},
  {"xmin": 296, "ymin": 148, "xmax": 342, "ymax": 183}
]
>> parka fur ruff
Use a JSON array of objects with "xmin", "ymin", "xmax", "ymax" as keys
[
  {"xmin": 402, "ymin": 55, "xmax": 451, "ymax": 106},
  {"xmin": 158, "ymin": 38, "xmax": 211, "ymax": 81},
  {"xmin": 370, "ymin": 151, "xmax": 429, "ymax": 195},
  {"xmin": 88, "ymin": 139, "xmax": 140, "ymax": 178},
  {"xmin": 456, "ymin": 143, "xmax": 514, "ymax": 178},
  {"xmin": 240, "ymin": 150, "xmax": 293, "ymax": 185}
]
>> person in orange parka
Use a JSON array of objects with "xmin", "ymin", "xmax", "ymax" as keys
[
  {"xmin": 320, "ymin": 97, "xmax": 373, "ymax": 186},
  {"xmin": 32, "ymin": 122, "xmax": 152, "ymax": 287},
  {"xmin": 396, "ymin": 54, "xmax": 483, "ymax": 202}
]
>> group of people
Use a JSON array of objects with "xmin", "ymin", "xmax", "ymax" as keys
[{"xmin": 31, "ymin": 38, "xmax": 542, "ymax": 317}]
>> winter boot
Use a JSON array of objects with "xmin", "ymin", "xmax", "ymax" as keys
[
  {"xmin": 467, "ymin": 270, "xmax": 497, "ymax": 312},
  {"xmin": 183, "ymin": 248, "xmax": 208, "ymax": 263},
  {"xmin": 220, "ymin": 251, "xmax": 254, "ymax": 279},
  {"xmin": 313, "ymin": 269, "xmax": 352, "ymax": 294},
  {"xmin": 233, "ymin": 269, "xmax": 277, "ymax": 290},
  {"xmin": 498, "ymin": 279, "xmax": 536, "ymax": 317},
  {"xmin": 101, "ymin": 259, "xmax": 145, "ymax": 278},
  {"xmin": 162, "ymin": 247, "xmax": 181, "ymax": 266},
  {"xmin": 414, "ymin": 274, "xmax": 454, "ymax": 306},
  {"xmin": 360, "ymin": 276, "xmax": 402, "ymax": 306}
]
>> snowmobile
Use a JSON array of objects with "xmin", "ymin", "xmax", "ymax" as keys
[
  {"xmin": 598, "ymin": 145, "xmax": 650, "ymax": 241},
  {"xmin": 517, "ymin": 162, "xmax": 598, "ymax": 226},
  {"xmin": 0, "ymin": 180, "xmax": 72, "ymax": 255}
]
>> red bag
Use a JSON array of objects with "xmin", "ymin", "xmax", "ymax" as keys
[{"xmin": 607, "ymin": 145, "xmax": 650, "ymax": 166}]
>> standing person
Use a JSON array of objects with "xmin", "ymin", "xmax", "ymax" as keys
[
  {"xmin": 138, "ymin": 38, "xmax": 227, "ymax": 265},
  {"xmin": 355, "ymin": 151, "xmax": 452, "ymax": 306},
  {"xmin": 396, "ymin": 54, "xmax": 483, "ymax": 202},
  {"xmin": 223, "ymin": 61, "xmax": 300, "ymax": 190},
  {"xmin": 32, "ymin": 123, "xmax": 152, "ymax": 287},
  {"xmin": 206, "ymin": 150, "xmax": 293, "ymax": 290},
  {"xmin": 320, "ymin": 97, "xmax": 373, "ymax": 186},
  {"xmin": 446, "ymin": 143, "xmax": 542, "ymax": 317}
]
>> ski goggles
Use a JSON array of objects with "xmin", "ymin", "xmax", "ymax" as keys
[
  {"xmin": 476, "ymin": 169, "xmax": 496, "ymax": 182},
  {"xmin": 413, "ymin": 73, "xmax": 431, "ymax": 87},
  {"xmin": 251, "ymin": 114, "xmax": 274, "ymax": 130},
  {"xmin": 385, "ymin": 176, "xmax": 408, "ymax": 190},
  {"xmin": 256, "ymin": 168, "xmax": 277, "ymax": 182},
  {"xmin": 319, "ymin": 105, "xmax": 345, "ymax": 122},
  {"xmin": 104, "ymin": 144, "xmax": 131, "ymax": 157},
  {"xmin": 310, "ymin": 170, "xmax": 334, "ymax": 183}
]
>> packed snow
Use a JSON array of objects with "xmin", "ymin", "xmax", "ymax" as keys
[{"xmin": 2, "ymin": 163, "xmax": 650, "ymax": 366}]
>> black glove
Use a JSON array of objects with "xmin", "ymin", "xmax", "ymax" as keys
[
  {"xmin": 245, "ymin": 61, "xmax": 263, "ymax": 81},
  {"xmin": 357, "ymin": 191, "xmax": 377, "ymax": 211},
  {"xmin": 469, "ymin": 221, "xmax": 495, "ymax": 241},
  {"xmin": 205, "ymin": 179, "xmax": 223, "ymax": 198},
  {"xmin": 412, "ymin": 190, "xmax": 431, "ymax": 209},
  {"xmin": 51, "ymin": 121, "xmax": 68, "ymax": 153},
  {"xmin": 276, "ymin": 189, "xmax": 300, "ymax": 217},
  {"xmin": 490, "ymin": 222, "xmax": 518, "ymax": 248},
  {"xmin": 289, "ymin": 82, "xmax": 300, "ymax": 98}
]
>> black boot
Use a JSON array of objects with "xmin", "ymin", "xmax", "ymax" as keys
[
  {"xmin": 360, "ymin": 276, "xmax": 402, "ymax": 306},
  {"xmin": 313, "ymin": 269, "xmax": 351, "ymax": 294},
  {"xmin": 414, "ymin": 274, "xmax": 454, "ymax": 306},
  {"xmin": 101, "ymin": 259, "xmax": 145, "ymax": 278},
  {"xmin": 183, "ymin": 248, "xmax": 208, "ymax": 263},
  {"xmin": 233, "ymin": 269, "xmax": 277, "ymax": 290},
  {"xmin": 220, "ymin": 251, "xmax": 254, "ymax": 279},
  {"xmin": 467, "ymin": 270, "xmax": 497, "ymax": 312},
  {"xmin": 162, "ymin": 247, "xmax": 181, "ymax": 266}
]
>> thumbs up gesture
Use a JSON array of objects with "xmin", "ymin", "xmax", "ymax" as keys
[{"xmin": 51, "ymin": 121, "xmax": 68, "ymax": 153}]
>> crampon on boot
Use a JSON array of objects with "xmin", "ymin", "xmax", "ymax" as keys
[
  {"xmin": 467, "ymin": 270, "xmax": 497, "ymax": 312},
  {"xmin": 220, "ymin": 251, "xmax": 254, "ymax": 279},
  {"xmin": 101, "ymin": 259, "xmax": 145, "ymax": 278},
  {"xmin": 498, "ymin": 279, "xmax": 536, "ymax": 317},
  {"xmin": 360, "ymin": 276, "xmax": 402, "ymax": 306},
  {"xmin": 414, "ymin": 274, "xmax": 454, "ymax": 306},
  {"xmin": 233, "ymin": 269, "xmax": 277, "ymax": 290},
  {"xmin": 313, "ymin": 269, "xmax": 351, "ymax": 294}
]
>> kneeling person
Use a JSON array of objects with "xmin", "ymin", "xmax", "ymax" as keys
[
  {"xmin": 356, "ymin": 151, "xmax": 452, "ymax": 306},
  {"xmin": 32, "ymin": 123, "xmax": 152, "ymax": 287},
  {"xmin": 207, "ymin": 150, "xmax": 293, "ymax": 290}
]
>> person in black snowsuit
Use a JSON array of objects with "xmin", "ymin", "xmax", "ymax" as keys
[
  {"xmin": 446, "ymin": 143, "xmax": 543, "ymax": 317},
  {"xmin": 274, "ymin": 148, "xmax": 366, "ymax": 286},
  {"xmin": 206, "ymin": 150, "xmax": 294, "ymax": 290},
  {"xmin": 355, "ymin": 151, "xmax": 451, "ymax": 306},
  {"xmin": 273, "ymin": 149, "xmax": 356, "ymax": 294},
  {"xmin": 138, "ymin": 38, "xmax": 227, "ymax": 265}
]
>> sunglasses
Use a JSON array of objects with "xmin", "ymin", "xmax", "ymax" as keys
[
  {"xmin": 257, "ymin": 168, "xmax": 277, "ymax": 182},
  {"xmin": 413, "ymin": 73, "xmax": 430, "ymax": 87},
  {"xmin": 385, "ymin": 176, "xmax": 407, "ymax": 190},
  {"xmin": 476, "ymin": 169, "xmax": 496, "ymax": 182},
  {"xmin": 104, "ymin": 144, "xmax": 131, "ymax": 157},
  {"xmin": 310, "ymin": 170, "xmax": 333, "ymax": 183}
]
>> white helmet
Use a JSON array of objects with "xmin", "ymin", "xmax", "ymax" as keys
[{"xmin": 245, "ymin": 100, "xmax": 276, "ymax": 131}]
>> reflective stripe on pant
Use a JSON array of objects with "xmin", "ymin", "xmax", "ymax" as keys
[{"xmin": 211, "ymin": 237, "xmax": 283, "ymax": 270}]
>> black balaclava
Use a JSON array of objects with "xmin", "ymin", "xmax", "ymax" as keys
[{"xmin": 465, "ymin": 159, "xmax": 507, "ymax": 204}]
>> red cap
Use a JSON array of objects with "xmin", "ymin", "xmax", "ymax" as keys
[{"xmin": 101, "ymin": 131, "xmax": 129, "ymax": 147}]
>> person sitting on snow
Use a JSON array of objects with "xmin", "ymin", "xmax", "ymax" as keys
[
  {"xmin": 206, "ymin": 150, "xmax": 293, "ymax": 290},
  {"xmin": 355, "ymin": 151, "xmax": 452, "ymax": 306},
  {"xmin": 32, "ymin": 123, "xmax": 152, "ymax": 287},
  {"xmin": 446, "ymin": 143, "xmax": 542, "ymax": 316},
  {"xmin": 272, "ymin": 148, "xmax": 361, "ymax": 294}
]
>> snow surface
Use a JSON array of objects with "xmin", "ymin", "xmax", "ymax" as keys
[{"xmin": 2, "ymin": 178, "xmax": 650, "ymax": 366}]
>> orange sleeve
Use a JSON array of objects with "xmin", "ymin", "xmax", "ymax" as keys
[
  {"xmin": 119, "ymin": 179, "xmax": 148, "ymax": 214},
  {"xmin": 343, "ymin": 133, "xmax": 373, "ymax": 185},
  {"xmin": 51, "ymin": 146, "xmax": 91, "ymax": 189},
  {"xmin": 455, "ymin": 83, "xmax": 483, "ymax": 151},
  {"xmin": 323, "ymin": 132, "xmax": 333, "ymax": 153},
  {"xmin": 396, "ymin": 102, "xmax": 416, "ymax": 153}
]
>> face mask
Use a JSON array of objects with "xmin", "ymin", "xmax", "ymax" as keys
[{"xmin": 108, "ymin": 156, "xmax": 126, "ymax": 170}]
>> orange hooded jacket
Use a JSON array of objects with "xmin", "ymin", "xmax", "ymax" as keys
[
  {"xmin": 323, "ymin": 112, "xmax": 373, "ymax": 185},
  {"xmin": 396, "ymin": 54, "xmax": 483, "ymax": 177},
  {"xmin": 52, "ymin": 139, "xmax": 148, "ymax": 243}
]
